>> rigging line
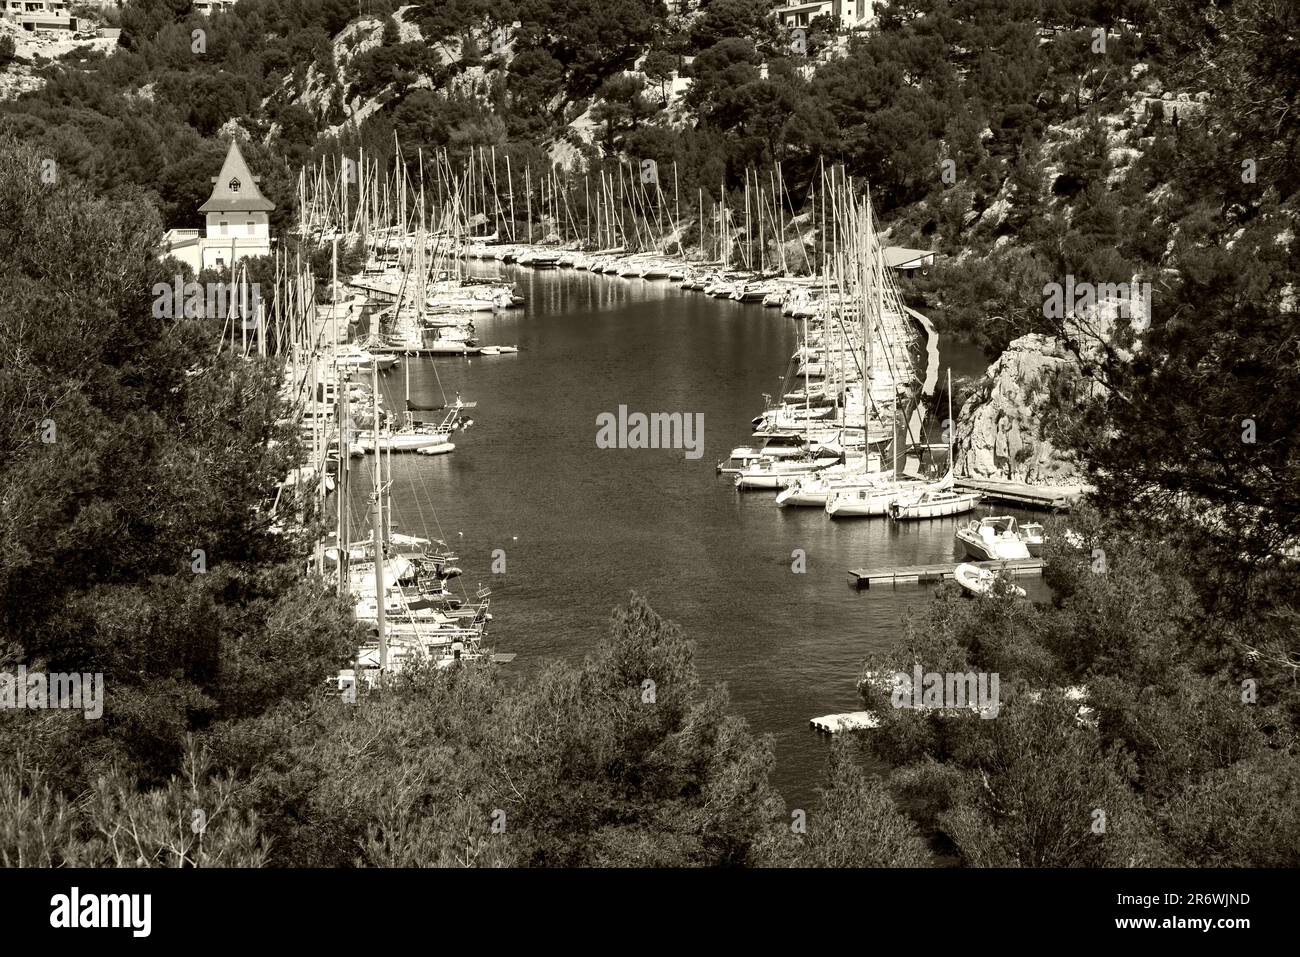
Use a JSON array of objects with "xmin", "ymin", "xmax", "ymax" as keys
[
  {"xmin": 405, "ymin": 442, "xmax": 474, "ymax": 606},
  {"xmin": 376, "ymin": 370, "xmax": 472, "ymax": 606}
]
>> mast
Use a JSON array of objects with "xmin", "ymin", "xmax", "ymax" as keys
[
  {"xmin": 947, "ymin": 366, "xmax": 954, "ymax": 478},
  {"xmin": 802, "ymin": 311, "xmax": 810, "ymax": 442},
  {"xmin": 337, "ymin": 366, "xmax": 350, "ymax": 598},
  {"xmin": 673, "ymin": 161, "xmax": 680, "ymax": 254},
  {"xmin": 371, "ymin": 358, "xmax": 386, "ymax": 673}
]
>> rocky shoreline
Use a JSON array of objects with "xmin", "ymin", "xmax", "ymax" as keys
[{"xmin": 954, "ymin": 332, "xmax": 1086, "ymax": 489}]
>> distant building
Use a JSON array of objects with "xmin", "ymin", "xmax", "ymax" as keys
[
  {"xmin": 884, "ymin": 247, "xmax": 936, "ymax": 273},
  {"xmin": 774, "ymin": 0, "xmax": 876, "ymax": 29},
  {"xmin": 193, "ymin": 0, "xmax": 239, "ymax": 15},
  {"xmin": 2, "ymin": 0, "xmax": 89, "ymax": 32},
  {"xmin": 161, "ymin": 140, "xmax": 275, "ymax": 275}
]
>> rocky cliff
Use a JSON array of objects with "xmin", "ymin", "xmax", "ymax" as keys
[{"xmin": 954, "ymin": 333, "xmax": 1083, "ymax": 486}]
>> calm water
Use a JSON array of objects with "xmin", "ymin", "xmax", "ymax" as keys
[{"xmin": 352, "ymin": 265, "xmax": 1046, "ymax": 809}]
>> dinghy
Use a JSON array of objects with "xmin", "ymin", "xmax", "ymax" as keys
[{"xmin": 954, "ymin": 563, "xmax": 1027, "ymax": 598}]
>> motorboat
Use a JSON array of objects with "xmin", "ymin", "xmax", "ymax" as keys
[
  {"xmin": 733, "ymin": 454, "xmax": 840, "ymax": 490},
  {"xmin": 333, "ymin": 346, "xmax": 397, "ymax": 371},
  {"xmin": 718, "ymin": 431, "xmax": 810, "ymax": 472},
  {"xmin": 956, "ymin": 516, "xmax": 1033, "ymax": 561}
]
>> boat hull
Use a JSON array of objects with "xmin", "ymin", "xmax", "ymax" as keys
[
  {"xmin": 954, "ymin": 563, "xmax": 1027, "ymax": 598},
  {"xmin": 890, "ymin": 493, "xmax": 982, "ymax": 521}
]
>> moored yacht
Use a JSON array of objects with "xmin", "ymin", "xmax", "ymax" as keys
[{"xmin": 956, "ymin": 516, "xmax": 1033, "ymax": 561}]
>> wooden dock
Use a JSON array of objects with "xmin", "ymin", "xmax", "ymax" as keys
[
  {"xmin": 953, "ymin": 478, "xmax": 1086, "ymax": 511},
  {"xmin": 848, "ymin": 558, "xmax": 1044, "ymax": 589},
  {"xmin": 810, "ymin": 711, "xmax": 880, "ymax": 734}
]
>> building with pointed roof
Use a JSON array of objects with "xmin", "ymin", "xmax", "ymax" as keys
[{"xmin": 161, "ymin": 139, "xmax": 275, "ymax": 274}]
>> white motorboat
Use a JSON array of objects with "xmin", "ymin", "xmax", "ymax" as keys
[
  {"xmin": 956, "ymin": 516, "xmax": 1033, "ymax": 561},
  {"xmin": 718, "ymin": 431, "xmax": 809, "ymax": 471},
  {"xmin": 423, "ymin": 339, "xmax": 472, "ymax": 355},
  {"xmin": 334, "ymin": 347, "xmax": 397, "ymax": 371},
  {"xmin": 953, "ymin": 563, "xmax": 1027, "ymax": 598},
  {"xmin": 734, "ymin": 454, "xmax": 839, "ymax": 490}
]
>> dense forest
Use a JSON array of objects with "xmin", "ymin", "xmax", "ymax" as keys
[{"xmin": 1, "ymin": 0, "xmax": 1298, "ymax": 865}]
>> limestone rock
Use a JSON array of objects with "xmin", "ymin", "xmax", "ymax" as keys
[{"xmin": 955, "ymin": 333, "xmax": 1083, "ymax": 485}]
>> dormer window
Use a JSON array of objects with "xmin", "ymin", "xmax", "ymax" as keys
[{"xmin": 228, "ymin": 177, "xmax": 241, "ymax": 192}]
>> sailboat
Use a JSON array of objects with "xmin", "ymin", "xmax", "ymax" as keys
[
  {"xmin": 889, "ymin": 369, "xmax": 981, "ymax": 520},
  {"xmin": 783, "ymin": 191, "xmax": 922, "ymax": 510},
  {"xmin": 888, "ymin": 477, "xmax": 982, "ymax": 520},
  {"xmin": 356, "ymin": 410, "xmax": 456, "ymax": 452}
]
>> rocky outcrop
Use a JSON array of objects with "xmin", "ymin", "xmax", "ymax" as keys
[{"xmin": 954, "ymin": 333, "xmax": 1083, "ymax": 485}]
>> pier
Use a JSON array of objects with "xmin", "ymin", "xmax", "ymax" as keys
[
  {"xmin": 848, "ymin": 557, "xmax": 1044, "ymax": 589},
  {"xmin": 952, "ymin": 478, "xmax": 1086, "ymax": 511},
  {"xmin": 369, "ymin": 344, "xmax": 484, "ymax": 357},
  {"xmin": 904, "ymin": 306, "xmax": 940, "ymax": 398}
]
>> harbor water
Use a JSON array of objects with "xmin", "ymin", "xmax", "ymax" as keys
[{"xmin": 354, "ymin": 264, "xmax": 1047, "ymax": 810}]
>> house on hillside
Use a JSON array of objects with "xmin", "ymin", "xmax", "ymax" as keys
[
  {"xmin": 192, "ymin": 0, "xmax": 239, "ymax": 15},
  {"xmin": 773, "ymin": 0, "xmax": 876, "ymax": 29},
  {"xmin": 884, "ymin": 247, "xmax": 936, "ymax": 273},
  {"xmin": 161, "ymin": 140, "xmax": 275, "ymax": 275},
  {"xmin": 1, "ymin": 0, "xmax": 91, "ymax": 32}
]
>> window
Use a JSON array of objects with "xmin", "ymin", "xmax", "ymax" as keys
[
  {"xmin": 228, "ymin": 177, "xmax": 241, "ymax": 192},
  {"xmin": 220, "ymin": 220, "xmax": 228, "ymax": 236},
  {"xmin": 247, "ymin": 221, "xmax": 255, "ymax": 236}
]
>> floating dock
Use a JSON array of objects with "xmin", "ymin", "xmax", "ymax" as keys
[
  {"xmin": 953, "ymin": 478, "xmax": 1085, "ymax": 511},
  {"xmin": 810, "ymin": 711, "xmax": 880, "ymax": 733},
  {"xmin": 369, "ymin": 345, "xmax": 483, "ymax": 357},
  {"xmin": 848, "ymin": 558, "xmax": 1044, "ymax": 589}
]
